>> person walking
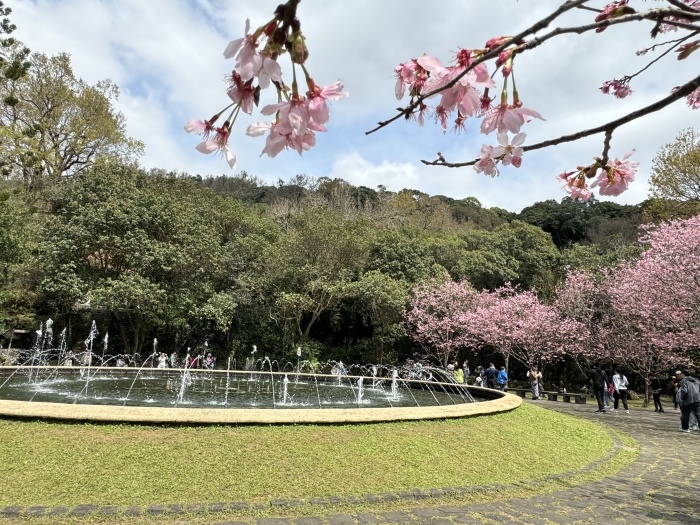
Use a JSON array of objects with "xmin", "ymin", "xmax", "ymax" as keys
[
  {"xmin": 611, "ymin": 368, "xmax": 630, "ymax": 413},
  {"xmin": 528, "ymin": 365, "xmax": 542, "ymax": 400},
  {"xmin": 497, "ymin": 366, "xmax": 508, "ymax": 391},
  {"xmin": 650, "ymin": 372, "xmax": 664, "ymax": 413},
  {"xmin": 677, "ymin": 370, "xmax": 700, "ymax": 433},
  {"xmin": 484, "ymin": 363, "xmax": 498, "ymax": 389},
  {"xmin": 588, "ymin": 363, "xmax": 607, "ymax": 413}
]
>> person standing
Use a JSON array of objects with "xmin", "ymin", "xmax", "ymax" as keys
[
  {"xmin": 450, "ymin": 363, "xmax": 464, "ymax": 384},
  {"xmin": 677, "ymin": 370, "xmax": 700, "ymax": 432},
  {"xmin": 604, "ymin": 374, "xmax": 614, "ymax": 409},
  {"xmin": 589, "ymin": 363, "xmax": 607, "ymax": 413},
  {"xmin": 484, "ymin": 363, "xmax": 498, "ymax": 389},
  {"xmin": 497, "ymin": 366, "xmax": 508, "ymax": 391},
  {"xmin": 612, "ymin": 368, "xmax": 630, "ymax": 413},
  {"xmin": 650, "ymin": 372, "xmax": 664, "ymax": 413},
  {"xmin": 462, "ymin": 360, "xmax": 470, "ymax": 382},
  {"xmin": 528, "ymin": 365, "xmax": 542, "ymax": 400}
]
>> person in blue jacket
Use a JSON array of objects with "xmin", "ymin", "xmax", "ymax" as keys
[{"xmin": 497, "ymin": 366, "xmax": 509, "ymax": 391}]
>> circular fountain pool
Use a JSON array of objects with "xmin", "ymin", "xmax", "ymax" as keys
[{"xmin": 0, "ymin": 366, "xmax": 520, "ymax": 424}]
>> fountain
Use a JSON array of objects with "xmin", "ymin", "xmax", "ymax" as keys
[{"xmin": 0, "ymin": 324, "xmax": 520, "ymax": 424}]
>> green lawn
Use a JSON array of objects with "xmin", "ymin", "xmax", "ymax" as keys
[{"xmin": 0, "ymin": 403, "xmax": 615, "ymax": 508}]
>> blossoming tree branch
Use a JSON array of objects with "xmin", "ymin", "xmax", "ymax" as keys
[
  {"xmin": 187, "ymin": 0, "xmax": 699, "ymax": 201},
  {"xmin": 382, "ymin": 0, "xmax": 700, "ymax": 200},
  {"xmin": 184, "ymin": 0, "xmax": 347, "ymax": 168}
]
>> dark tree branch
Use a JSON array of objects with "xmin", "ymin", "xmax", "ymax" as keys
[
  {"xmin": 420, "ymin": 73, "xmax": 700, "ymax": 168},
  {"xmin": 365, "ymin": 0, "xmax": 593, "ymax": 135},
  {"xmin": 366, "ymin": 4, "xmax": 698, "ymax": 136},
  {"xmin": 666, "ymin": 0, "xmax": 700, "ymax": 13}
]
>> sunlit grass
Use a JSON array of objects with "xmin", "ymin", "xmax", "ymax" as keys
[{"xmin": 0, "ymin": 403, "xmax": 614, "ymax": 509}]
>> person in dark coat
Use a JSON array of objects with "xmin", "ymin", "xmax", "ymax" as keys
[
  {"xmin": 678, "ymin": 370, "xmax": 700, "ymax": 432},
  {"xmin": 650, "ymin": 372, "xmax": 664, "ymax": 413},
  {"xmin": 588, "ymin": 363, "xmax": 608, "ymax": 413}
]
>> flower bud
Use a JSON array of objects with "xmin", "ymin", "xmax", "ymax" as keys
[{"xmin": 290, "ymin": 33, "xmax": 309, "ymax": 64}]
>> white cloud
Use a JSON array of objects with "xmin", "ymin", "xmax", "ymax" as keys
[{"xmin": 10, "ymin": 0, "xmax": 700, "ymax": 211}]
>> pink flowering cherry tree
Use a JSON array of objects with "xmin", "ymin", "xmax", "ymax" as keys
[
  {"xmin": 459, "ymin": 284, "xmax": 586, "ymax": 374},
  {"xmin": 370, "ymin": 0, "xmax": 700, "ymax": 201},
  {"xmin": 185, "ymin": 0, "xmax": 347, "ymax": 168},
  {"xmin": 404, "ymin": 280, "xmax": 479, "ymax": 368},
  {"xmin": 555, "ymin": 263, "xmax": 695, "ymax": 404},
  {"xmin": 608, "ymin": 216, "xmax": 700, "ymax": 359}
]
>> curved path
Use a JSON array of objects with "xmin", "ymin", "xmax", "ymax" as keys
[{"xmin": 2, "ymin": 401, "xmax": 698, "ymax": 523}]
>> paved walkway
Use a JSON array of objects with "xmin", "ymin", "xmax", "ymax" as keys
[{"xmin": 2, "ymin": 401, "xmax": 698, "ymax": 524}]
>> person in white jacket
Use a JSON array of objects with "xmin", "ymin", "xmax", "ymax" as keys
[{"xmin": 612, "ymin": 367, "xmax": 630, "ymax": 413}]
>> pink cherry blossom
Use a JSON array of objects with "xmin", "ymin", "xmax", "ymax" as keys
[
  {"xmin": 223, "ymin": 19, "xmax": 251, "ymax": 59},
  {"xmin": 183, "ymin": 119, "xmax": 215, "ymax": 137},
  {"xmin": 492, "ymin": 131, "xmax": 525, "ymax": 167},
  {"xmin": 474, "ymin": 144, "xmax": 499, "ymax": 177},
  {"xmin": 686, "ymin": 87, "xmax": 700, "ymax": 109},
  {"xmin": 591, "ymin": 149, "xmax": 638, "ymax": 196},
  {"xmin": 600, "ymin": 78, "xmax": 632, "ymax": 98},
  {"xmin": 307, "ymin": 81, "xmax": 349, "ymax": 127},
  {"xmin": 194, "ymin": 125, "xmax": 236, "ymax": 169},
  {"xmin": 558, "ymin": 171, "xmax": 593, "ymax": 201},
  {"xmin": 227, "ymin": 72, "xmax": 257, "ymax": 114},
  {"xmin": 480, "ymin": 103, "xmax": 544, "ymax": 135}
]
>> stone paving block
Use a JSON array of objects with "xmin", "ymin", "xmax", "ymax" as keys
[
  {"xmin": 230, "ymin": 501, "xmax": 252, "ymax": 511},
  {"xmin": 295, "ymin": 517, "xmax": 325, "ymax": 525},
  {"xmin": 69, "ymin": 504, "xmax": 98, "ymax": 516},
  {"xmin": 307, "ymin": 498, "xmax": 331, "ymax": 507},
  {"xmin": 209, "ymin": 502, "xmax": 229, "ymax": 512},
  {"xmin": 145, "ymin": 504, "xmax": 166, "ymax": 515},
  {"xmin": 380, "ymin": 511, "xmax": 414, "ymax": 523},
  {"xmin": 411, "ymin": 508, "xmax": 443, "ymax": 518},
  {"xmin": 97, "ymin": 505, "xmax": 120, "ymax": 516},
  {"xmin": 257, "ymin": 519, "xmax": 293, "ymax": 525},
  {"xmin": 436, "ymin": 506, "xmax": 467, "ymax": 516},
  {"xmin": 166, "ymin": 503, "xmax": 185, "ymax": 514},
  {"xmin": 122, "ymin": 506, "xmax": 142, "ymax": 516},
  {"xmin": 47, "ymin": 506, "xmax": 70, "ymax": 516},
  {"xmin": 0, "ymin": 506, "xmax": 23, "ymax": 518},
  {"xmin": 363, "ymin": 494, "xmax": 383, "ymax": 504},
  {"xmin": 187, "ymin": 503, "xmax": 206, "ymax": 513},
  {"xmin": 25, "ymin": 506, "xmax": 48, "ymax": 516},
  {"xmin": 327, "ymin": 514, "xmax": 356, "ymax": 525},
  {"xmin": 355, "ymin": 513, "xmax": 379, "ymax": 524}
]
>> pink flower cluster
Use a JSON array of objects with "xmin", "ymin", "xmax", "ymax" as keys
[
  {"xmin": 185, "ymin": 12, "xmax": 347, "ymax": 168},
  {"xmin": 558, "ymin": 150, "xmax": 639, "ymax": 201},
  {"xmin": 600, "ymin": 78, "xmax": 633, "ymax": 98},
  {"xmin": 395, "ymin": 41, "xmax": 544, "ymax": 178}
]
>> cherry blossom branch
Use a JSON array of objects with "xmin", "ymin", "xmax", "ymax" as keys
[
  {"xmin": 365, "ymin": 0, "xmax": 593, "ymax": 135},
  {"xmin": 366, "ymin": 3, "xmax": 698, "ymax": 136},
  {"xmin": 420, "ymin": 73, "xmax": 700, "ymax": 168},
  {"xmin": 666, "ymin": 0, "xmax": 700, "ymax": 13}
]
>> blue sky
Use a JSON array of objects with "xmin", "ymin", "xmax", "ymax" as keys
[{"xmin": 12, "ymin": 0, "xmax": 698, "ymax": 211}]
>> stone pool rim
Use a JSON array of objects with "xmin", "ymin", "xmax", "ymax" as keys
[{"xmin": 0, "ymin": 366, "xmax": 521, "ymax": 424}]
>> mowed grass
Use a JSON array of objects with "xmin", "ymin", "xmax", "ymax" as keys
[{"xmin": 0, "ymin": 403, "xmax": 612, "ymax": 508}]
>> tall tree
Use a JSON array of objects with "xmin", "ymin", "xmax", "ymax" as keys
[
  {"xmin": 404, "ymin": 279, "xmax": 479, "ymax": 367},
  {"xmin": 649, "ymin": 128, "xmax": 700, "ymax": 202},
  {"xmin": 0, "ymin": 51, "xmax": 143, "ymax": 193}
]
